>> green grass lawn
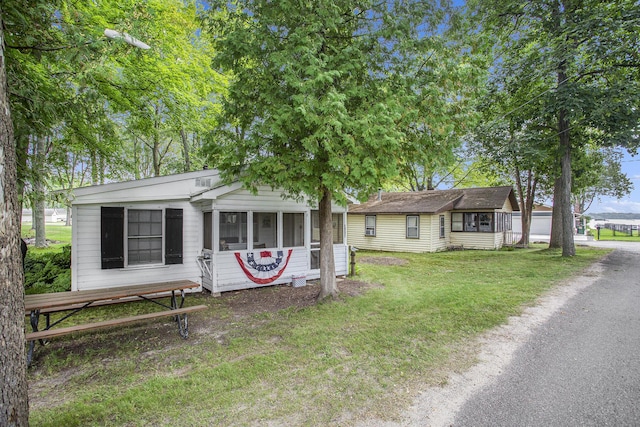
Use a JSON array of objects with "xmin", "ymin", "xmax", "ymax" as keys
[
  {"xmin": 591, "ymin": 227, "xmax": 640, "ymax": 242},
  {"xmin": 27, "ymin": 245, "xmax": 610, "ymax": 426},
  {"xmin": 21, "ymin": 222, "xmax": 72, "ymax": 249}
]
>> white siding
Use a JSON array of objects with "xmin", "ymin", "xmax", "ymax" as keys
[
  {"xmin": 72, "ymin": 181, "xmax": 348, "ymax": 293},
  {"xmin": 449, "ymin": 231, "xmax": 498, "ymax": 250},
  {"xmin": 347, "ymin": 214, "xmax": 436, "ymax": 253},
  {"xmin": 72, "ymin": 201, "xmax": 203, "ymax": 291},
  {"xmin": 430, "ymin": 213, "xmax": 450, "ymax": 252},
  {"xmin": 210, "ymin": 244, "xmax": 347, "ymax": 293},
  {"xmin": 210, "ymin": 187, "xmax": 348, "ymax": 292}
]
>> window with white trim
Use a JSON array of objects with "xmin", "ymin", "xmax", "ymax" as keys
[
  {"xmin": 439, "ymin": 215, "xmax": 445, "ymax": 238},
  {"xmin": 365, "ymin": 215, "xmax": 376, "ymax": 236},
  {"xmin": 406, "ymin": 215, "xmax": 419, "ymax": 239}
]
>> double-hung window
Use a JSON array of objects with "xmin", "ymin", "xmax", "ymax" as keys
[
  {"xmin": 128, "ymin": 209, "xmax": 163, "ymax": 265},
  {"xmin": 101, "ymin": 207, "xmax": 183, "ymax": 269},
  {"xmin": 365, "ymin": 215, "xmax": 376, "ymax": 236},
  {"xmin": 439, "ymin": 215, "xmax": 445, "ymax": 238},
  {"xmin": 406, "ymin": 215, "xmax": 419, "ymax": 239}
]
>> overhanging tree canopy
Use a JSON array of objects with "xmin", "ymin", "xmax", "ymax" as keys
[{"xmin": 205, "ymin": 0, "xmax": 465, "ymax": 298}]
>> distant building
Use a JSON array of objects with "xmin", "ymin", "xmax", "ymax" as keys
[
  {"xmin": 512, "ymin": 204, "xmax": 553, "ymax": 236},
  {"xmin": 21, "ymin": 208, "xmax": 68, "ymax": 224}
]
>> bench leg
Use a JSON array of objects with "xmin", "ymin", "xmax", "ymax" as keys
[
  {"xmin": 28, "ymin": 309, "xmax": 41, "ymax": 367},
  {"xmin": 27, "ymin": 340, "xmax": 35, "ymax": 367},
  {"xmin": 177, "ymin": 313, "xmax": 189, "ymax": 339}
]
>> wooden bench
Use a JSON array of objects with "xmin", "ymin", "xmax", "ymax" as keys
[
  {"xmin": 25, "ymin": 305, "xmax": 208, "ymax": 341},
  {"xmin": 25, "ymin": 280, "xmax": 206, "ymax": 366}
]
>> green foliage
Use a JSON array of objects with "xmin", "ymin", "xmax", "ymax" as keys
[
  {"xmin": 206, "ymin": 0, "xmax": 465, "ymax": 203},
  {"xmin": 24, "ymin": 245, "xmax": 72, "ymax": 294}
]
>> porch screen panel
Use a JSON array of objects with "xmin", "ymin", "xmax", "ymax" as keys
[
  {"xmin": 165, "ymin": 208, "xmax": 183, "ymax": 265},
  {"xmin": 283, "ymin": 213, "xmax": 304, "ymax": 247},
  {"xmin": 332, "ymin": 214, "xmax": 344, "ymax": 243},
  {"xmin": 101, "ymin": 206, "xmax": 124, "ymax": 269},
  {"xmin": 253, "ymin": 212, "xmax": 278, "ymax": 248},
  {"xmin": 219, "ymin": 212, "xmax": 247, "ymax": 251},
  {"xmin": 203, "ymin": 212, "xmax": 213, "ymax": 250}
]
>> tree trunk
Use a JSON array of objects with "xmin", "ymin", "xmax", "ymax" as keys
[
  {"xmin": 549, "ymin": 176, "xmax": 563, "ymax": 249},
  {"xmin": 33, "ymin": 136, "xmax": 47, "ymax": 248},
  {"xmin": 153, "ymin": 104, "xmax": 161, "ymax": 176},
  {"xmin": 515, "ymin": 166, "xmax": 536, "ymax": 247},
  {"xmin": 0, "ymin": 19, "xmax": 30, "ymax": 426},
  {"xmin": 317, "ymin": 186, "xmax": 337, "ymax": 300},
  {"xmin": 557, "ymin": 74, "xmax": 575, "ymax": 256},
  {"xmin": 180, "ymin": 128, "xmax": 191, "ymax": 172}
]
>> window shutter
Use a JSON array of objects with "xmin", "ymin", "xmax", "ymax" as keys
[
  {"xmin": 165, "ymin": 208, "xmax": 183, "ymax": 265},
  {"xmin": 101, "ymin": 207, "xmax": 124, "ymax": 269}
]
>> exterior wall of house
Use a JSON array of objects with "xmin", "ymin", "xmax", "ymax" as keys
[
  {"xmin": 71, "ymin": 201, "xmax": 203, "ymax": 291},
  {"xmin": 206, "ymin": 188, "xmax": 348, "ymax": 293},
  {"xmin": 72, "ymin": 180, "xmax": 348, "ymax": 293},
  {"xmin": 449, "ymin": 230, "xmax": 500, "ymax": 250},
  {"xmin": 449, "ymin": 207, "xmax": 513, "ymax": 250},
  {"xmin": 347, "ymin": 214, "xmax": 436, "ymax": 253}
]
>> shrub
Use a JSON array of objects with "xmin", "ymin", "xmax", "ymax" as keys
[{"xmin": 24, "ymin": 245, "xmax": 71, "ymax": 294}]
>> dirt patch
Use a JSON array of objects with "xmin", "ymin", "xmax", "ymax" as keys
[
  {"xmin": 358, "ymin": 256, "xmax": 409, "ymax": 266},
  {"xmin": 216, "ymin": 277, "xmax": 377, "ymax": 317}
]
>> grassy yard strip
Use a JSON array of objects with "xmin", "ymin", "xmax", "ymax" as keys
[
  {"xmin": 591, "ymin": 227, "xmax": 640, "ymax": 241},
  {"xmin": 28, "ymin": 246, "xmax": 609, "ymax": 426},
  {"xmin": 21, "ymin": 222, "xmax": 72, "ymax": 247}
]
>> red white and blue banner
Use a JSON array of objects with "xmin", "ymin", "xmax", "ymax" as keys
[{"xmin": 234, "ymin": 249, "xmax": 294, "ymax": 284}]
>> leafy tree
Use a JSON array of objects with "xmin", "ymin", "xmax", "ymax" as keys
[
  {"xmin": 0, "ymin": 14, "xmax": 29, "ymax": 427},
  {"xmin": 572, "ymin": 147, "xmax": 632, "ymax": 217},
  {"xmin": 474, "ymin": 0, "xmax": 640, "ymax": 256},
  {"xmin": 206, "ymin": 0, "xmax": 460, "ymax": 298}
]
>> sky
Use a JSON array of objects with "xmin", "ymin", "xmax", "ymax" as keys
[{"xmin": 586, "ymin": 151, "xmax": 640, "ymax": 214}]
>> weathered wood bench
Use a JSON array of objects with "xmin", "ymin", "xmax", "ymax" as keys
[
  {"xmin": 25, "ymin": 305, "xmax": 208, "ymax": 342},
  {"xmin": 25, "ymin": 280, "xmax": 207, "ymax": 365}
]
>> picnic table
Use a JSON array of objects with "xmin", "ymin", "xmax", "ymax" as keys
[{"xmin": 25, "ymin": 280, "xmax": 207, "ymax": 365}]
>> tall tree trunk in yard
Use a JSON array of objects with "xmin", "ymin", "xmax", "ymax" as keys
[
  {"xmin": 549, "ymin": 176, "xmax": 563, "ymax": 249},
  {"xmin": 558, "ymin": 102, "xmax": 575, "ymax": 256},
  {"xmin": 317, "ymin": 185, "xmax": 337, "ymax": 300},
  {"xmin": 0, "ymin": 18, "xmax": 30, "ymax": 426},
  {"xmin": 515, "ymin": 166, "xmax": 536, "ymax": 247},
  {"xmin": 33, "ymin": 136, "xmax": 47, "ymax": 247}
]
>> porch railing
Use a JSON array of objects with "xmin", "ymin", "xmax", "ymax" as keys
[{"xmin": 503, "ymin": 231, "xmax": 522, "ymax": 246}]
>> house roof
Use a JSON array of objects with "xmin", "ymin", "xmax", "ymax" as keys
[
  {"xmin": 348, "ymin": 186, "xmax": 519, "ymax": 214},
  {"xmin": 70, "ymin": 169, "xmax": 225, "ymax": 205}
]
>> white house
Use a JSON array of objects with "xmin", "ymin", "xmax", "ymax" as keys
[{"xmin": 70, "ymin": 169, "xmax": 348, "ymax": 293}]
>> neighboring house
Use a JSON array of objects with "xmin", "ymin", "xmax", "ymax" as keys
[
  {"xmin": 21, "ymin": 208, "xmax": 67, "ymax": 224},
  {"xmin": 70, "ymin": 169, "xmax": 348, "ymax": 293},
  {"xmin": 512, "ymin": 204, "xmax": 553, "ymax": 236},
  {"xmin": 347, "ymin": 186, "xmax": 519, "ymax": 253}
]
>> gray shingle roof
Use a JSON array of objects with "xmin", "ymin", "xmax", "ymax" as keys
[{"xmin": 348, "ymin": 186, "xmax": 519, "ymax": 214}]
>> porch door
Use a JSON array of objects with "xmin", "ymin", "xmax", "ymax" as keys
[
  {"xmin": 199, "ymin": 211, "xmax": 214, "ymax": 291},
  {"xmin": 310, "ymin": 210, "xmax": 320, "ymax": 270}
]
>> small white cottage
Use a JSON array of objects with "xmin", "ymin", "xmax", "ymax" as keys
[{"xmin": 70, "ymin": 169, "xmax": 348, "ymax": 293}]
